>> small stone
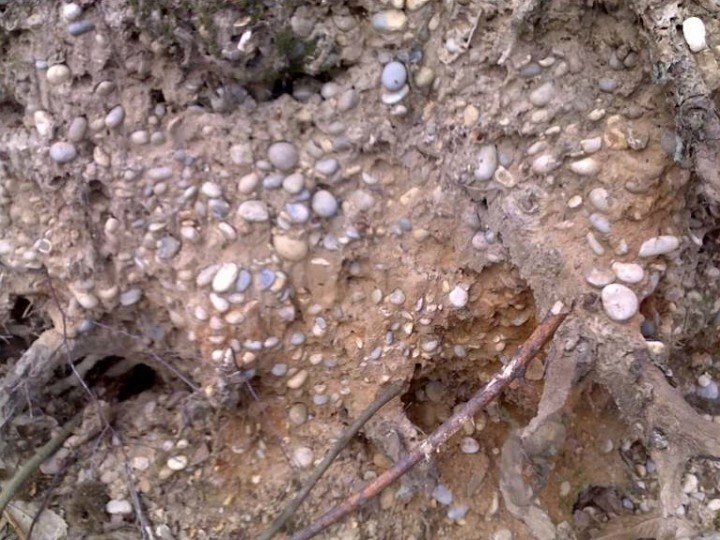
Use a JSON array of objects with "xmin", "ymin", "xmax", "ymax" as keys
[
  {"xmin": 560, "ymin": 481, "xmax": 571, "ymax": 497},
  {"xmin": 520, "ymin": 63, "xmax": 541, "ymax": 78},
  {"xmin": 130, "ymin": 130, "xmax": 149, "ymax": 145},
  {"xmin": 474, "ymin": 145, "xmax": 498, "ymax": 182},
  {"xmin": 638, "ymin": 236, "xmax": 680, "ymax": 257},
  {"xmin": 105, "ymin": 105, "xmax": 125, "ymax": 128},
  {"xmin": 292, "ymin": 447, "xmax": 314, "ymax": 468},
  {"xmin": 570, "ymin": 157, "xmax": 601, "ymax": 176},
  {"xmin": 697, "ymin": 381, "xmax": 719, "ymax": 400},
  {"xmin": 167, "ymin": 455, "xmax": 188, "ymax": 471},
  {"xmin": 338, "ymin": 89, "xmax": 359, "ymax": 112},
  {"xmin": 371, "ymin": 10, "xmax": 408, "ymax": 33},
  {"xmin": 259, "ymin": 269, "xmax": 276, "ymax": 290},
  {"xmin": 49, "ymin": 141, "xmax": 77, "ymax": 164},
  {"xmin": 581, "ymin": 137, "xmax": 603, "ymax": 154},
  {"xmin": 119, "ymin": 288, "xmax": 142, "ymax": 306},
  {"xmin": 236, "ymin": 270, "xmax": 252, "ymax": 292},
  {"xmin": 388, "ymin": 288, "xmax": 405, "ymax": 305},
  {"xmin": 611, "ymin": 262, "xmax": 645, "ymax": 284},
  {"xmin": 213, "ymin": 263, "xmax": 239, "ymax": 293},
  {"xmin": 61, "ymin": 3, "xmax": 82, "ymax": 21},
  {"xmin": 406, "ymin": 0, "xmax": 431, "ymax": 10},
  {"xmin": 312, "ymin": 190, "xmax": 338, "ymax": 218},
  {"xmin": 698, "ymin": 374, "xmax": 712, "ymax": 388},
  {"xmin": 268, "ymin": 142, "xmax": 298, "ymax": 171},
  {"xmin": 315, "ymin": 158, "xmax": 340, "ymax": 177},
  {"xmin": 683, "ymin": 17, "xmax": 707, "ymax": 53},
  {"xmin": 707, "ymin": 499, "xmax": 720, "ymax": 511},
  {"xmin": 682, "ymin": 473, "xmax": 698, "ymax": 494},
  {"xmin": 447, "ymin": 505, "xmax": 469, "ymax": 522},
  {"xmin": 589, "ymin": 213, "xmax": 611, "ymax": 234},
  {"xmin": 493, "ymin": 529, "xmax": 512, "ymax": 540},
  {"xmin": 529, "ymin": 82, "xmax": 554, "ymax": 107},
  {"xmin": 601, "ymin": 284, "xmax": 639, "ymax": 322},
  {"xmin": 238, "ymin": 172, "xmax": 259, "ymax": 193},
  {"xmin": 287, "ymin": 369, "xmax": 308, "ymax": 389},
  {"xmin": 415, "ymin": 67, "xmax": 436, "ymax": 88},
  {"xmin": 286, "ymin": 202, "xmax": 310, "ymax": 223},
  {"xmin": 598, "ymin": 78, "xmax": 618, "ymax": 93},
  {"xmin": 289, "ymin": 403, "xmax": 308, "ymax": 425},
  {"xmin": 238, "ymin": 200, "xmax": 270, "ymax": 222},
  {"xmin": 585, "ymin": 267, "xmax": 614, "ymax": 287},
  {"xmin": 381, "ymin": 85, "xmax": 409, "ymax": 105},
  {"xmin": 532, "ymin": 154, "xmax": 561, "ymax": 174},
  {"xmin": 46, "ymin": 64, "xmax": 71, "ymax": 85},
  {"xmin": 382, "ymin": 61, "xmax": 408, "ymax": 92},
  {"xmin": 0, "ymin": 240, "xmax": 12, "ymax": 255},
  {"xmin": 282, "ymin": 173, "xmax": 305, "ymax": 194},
  {"xmin": 157, "ymin": 236, "xmax": 181, "ymax": 259},
  {"xmin": 567, "ymin": 195, "xmax": 583, "ymax": 209},
  {"xmin": 273, "ymin": 236, "xmax": 309, "ymax": 261},
  {"xmin": 449, "ymin": 285, "xmax": 469, "ymax": 308},
  {"xmin": 68, "ymin": 20, "xmax": 95, "ymax": 36},
  {"xmin": 201, "ymin": 182, "xmax": 222, "ymax": 198},
  {"xmin": 460, "ymin": 437, "xmax": 480, "ymax": 454},
  {"xmin": 588, "ymin": 188, "xmax": 610, "ymax": 211},
  {"xmin": 67, "ymin": 117, "xmax": 88, "ymax": 142},
  {"xmin": 433, "ymin": 484, "xmax": 453, "ymax": 506},
  {"xmin": 106, "ymin": 499, "xmax": 133, "ymax": 515}
]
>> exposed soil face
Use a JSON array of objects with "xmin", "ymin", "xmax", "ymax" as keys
[{"xmin": 3, "ymin": 0, "xmax": 720, "ymax": 539}]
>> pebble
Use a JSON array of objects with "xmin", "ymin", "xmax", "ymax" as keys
[
  {"xmin": 130, "ymin": 130, "xmax": 149, "ymax": 145},
  {"xmin": 263, "ymin": 173, "xmax": 284, "ymax": 190},
  {"xmin": 589, "ymin": 213, "xmax": 610, "ymax": 234},
  {"xmin": 449, "ymin": 285, "xmax": 469, "ymax": 307},
  {"xmin": 273, "ymin": 235, "xmax": 308, "ymax": 261},
  {"xmin": 588, "ymin": 188, "xmax": 610, "ymax": 211},
  {"xmin": 567, "ymin": 195, "xmax": 582, "ymax": 209},
  {"xmin": 406, "ymin": 0, "xmax": 432, "ymax": 9},
  {"xmin": 570, "ymin": 157, "xmax": 601, "ymax": 176},
  {"xmin": 697, "ymin": 381, "xmax": 719, "ymax": 400},
  {"xmin": 283, "ymin": 173, "xmax": 305, "ymax": 194},
  {"xmin": 415, "ymin": 67, "xmax": 436, "ymax": 88},
  {"xmin": 612, "ymin": 262, "xmax": 645, "ymax": 284},
  {"xmin": 289, "ymin": 403, "xmax": 308, "ymax": 425},
  {"xmin": 493, "ymin": 529, "xmax": 512, "ymax": 540},
  {"xmin": 683, "ymin": 17, "xmax": 707, "ymax": 53},
  {"xmin": 585, "ymin": 267, "xmax": 614, "ymax": 287},
  {"xmin": 682, "ymin": 473, "xmax": 699, "ymax": 494},
  {"xmin": 61, "ymin": 3, "xmax": 82, "ymax": 21},
  {"xmin": 119, "ymin": 288, "xmax": 142, "ymax": 306},
  {"xmin": 371, "ymin": 10, "xmax": 408, "ymax": 33},
  {"xmin": 236, "ymin": 270, "xmax": 252, "ymax": 292},
  {"xmin": 105, "ymin": 105, "xmax": 125, "ymax": 128},
  {"xmin": 0, "ymin": 240, "xmax": 12, "ymax": 255},
  {"xmin": 201, "ymin": 182, "xmax": 222, "ymax": 198},
  {"xmin": 698, "ymin": 374, "xmax": 712, "ymax": 388},
  {"xmin": 601, "ymin": 284, "xmax": 639, "ymax": 322},
  {"xmin": 460, "ymin": 437, "xmax": 480, "ymax": 454},
  {"xmin": 532, "ymin": 154, "xmax": 561, "ymax": 174},
  {"xmin": 638, "ymin": 236, "xmax": 679, "ymax": 257},
  {"xmin": 239, "ymin": 172, "xmax": 259, "ymax": 194},
  {"xmin": 238, "ymin": 200, "xmax": 270, "ymax": 222},
  {"xmin": 167, "ymin": 455, "xmax": 188, "ymax": 471},
  {"xmin": 529, "ymin": 82, "xmax": 554, "ymax": 107},
  {"xmin": 312, "ymin": 190, "xmax": 339, "ymax": 217},
  {"xmin": 267, "ymin": 142, "xmax": 299, "ymax": 171},
  {"xmin": 708, "ymin": 499, "xmax": 720, "ymax": 511},
  {"xmin": 157, "ymin": 236, "xmax": 181, "ymax": 259},
  {"xmin": 388, "ymin": 288, "xmax": 405, "ymax": 305},
  {"xmin": 382, "ymin": 61, "xmax": 408, "ymax": 92},
  {"xmin": 520, "ymin": 63, "xmax": 541, "ymax": 78},
  {"xmin": 46, "ymin": 64, "xmax": 71, "ymax": 85},
  {"xmin": 259, "ymin": 269, "xmax": 276, "ymax": 290},
  {"xmin": 106, "ymin": 499, "xmax": 133, "ymax": 515},
  {"xmin": 68, "ymin": 20, "xmax": 95, "ymax": 36},
  {"xmin": 598, "ymin": 78, "xmax": 618, "ymax": 93},
  {"xmin": 474, "ymin": 145, "xmax": 499, "ymax": 182},
  {"xmin": 338, "ymin": 89, "xmax": 359, "ymax": 112},
  {"xmin": 433, "ymin": 484, "xmax": 453, "ymax": 506},
  {"xmin": 447, "ymin": 505, "xmax": 469, "ymax": 522},
  {"xmin": 381, "ymin": 84, "xmax": 409, "ymax": 105},
  {"xmin": 67, "ymin": 117, "xmax": 88, "ymax": 142},
  {"xmin": 212, "ymin": 263, "xmax": 239, "ymax": 293},
  {"xmin": 49, "ymin": 141, "xmax": 77, "ymax": 164},
  {"xmin": 560, "ymin": 481, "xmax": 571, "ymax": 497},
  {"xmin": 75, "ymin": 292, "xmax": 99, "ymax": 310},
  {"xmin": 581, "ymin": 137, "xmax": 603, "ymax": 154},
  {"xmin": 292, "ymin": 447, "xmax": 314, "ymax": 468},
  {"xmin": 315, "ymin": 158, "xmax": 340, "ymax": 177},
  {"xmin": 286, "ymin": 202, "xmax": 310, "ymax": 223},
  {"xmin": 287, "ymin": 369, "xmax": 309, "ymax": 389}
]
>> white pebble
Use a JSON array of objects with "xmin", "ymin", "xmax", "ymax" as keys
[
  {"xmin": 167, "ymin": 455, "xmax": 188, "ymax": 471},
  {"xmin": 61, "ymin": 3, "xmax": 82, "ymax": 22},
  {"xmin": 611, "ymin": 262, "xmax": 645, "ymax": 284},
  {"xmin": 105, "ymin": 105, "xmax": 125, "ymax": 128},
  {"xmin": 638, "ymin": 235, "xmax": 680, "ymax": 257},
  {"xmin": 588, "ymin": 188, "xmax": 610, "ymax": 212},
  {"xmin": 683, "ymin": 17, "xmax": 707, "ymax": 53},
  {"xmin": 293, "ymin": 447, "xmax": 314, "ymax": 468},
  {"xmin": 580, "ymin": 137, "xmax": 602, "ymax": 154},
  {"xmin": 532, "ymin": 154, "xmax": 561, "ymax": 174},
  {"xmin": 585, "ymin": 267, "xmax": 614, "ymax": 287},
  {"xmin": 238, "ymin": 200, "xmax": 270, "ymax": 222},
  {"xmin": 381, "ymin": 84, "xmax": 409, "ymax": 105},
  {"xmin": 371, "ymin": 10, "xmax": 408, "ymax": 33},
  {"xmin": 268, "ymin": 142, "xmax": 298, "ymax": 171},
  {"xmin": 474, "ymin": 145, "xmax": 498, "ymax": 182},
  {"xmin": 46, "ymin": 65, "xmax": 71, "ymax": 85},
  {"xmin": 312, "ymin": 190, "xmax": 338, "ymax": 218},
  {"xmin": 201, "ymin": 182, "xmax": 222, "ymax": 198},
  {"xmin": 212, "ymin": 263, "xmax": 239, "ymax": 293},
  {"xmin": 587, "ymin": 232, "xmax": 605, "ymax": 255},
  {"xmin": 567, "ymin": 195, "xmax": 582, "ymax": 209},
  {"xmin": 460, "ymin": 437, "xmax": 480, "ymax": 454},
  {"xmin": 601, "ymin": 284, "xmax": 639, "ymax": 322},
  {"xmin": 106, "ymin": 499, "xmax": 133, "ymax": 515},
  {"xmin": 449, "ymin": 285, "xmax": 469, "ymax": 308},
  {"xmin": 698, "ymin": 374, "xmax": 712, "ymax": 388},
  {"xmin": 493, "ymin": 529, "xmax": 512, "ymax": 540},
  {"xmin": 433, "ymin": 484, "xmax": 453, "ymax": 506},
  {"xmin": 707, "ymin": 499, "xmax": 720, "ymax": 511},
  {"xmin": 120, "ymin": 288, "xmax": 142, "ymax": 306},
  {"xmin": 529, "ymin": 82, "xmax": 554, "ymax": 107},
  {"xmin": 287, "ymin": 369, "xmax": 308, "ymax": 389},
  {"xmin": 570, "ymin": 157, "xmax": 601, "ymax": 176},
  {"xmin": 382, "ymin": 61, "xmax": 408, "ymax": 92},
  {"xmin": 273, "ymin": 235, "xmax": 308, "ymax": 261},
  {"xmin": 682, "ymin": 473, "xmax": 698, "ymax": 494}
]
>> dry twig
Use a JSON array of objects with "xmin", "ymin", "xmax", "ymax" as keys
[
  {"xmin": 259, "ymin": 382, "xmax": 405, "ymax": 540},
  {"xmin": 288, "ymin": 305, "xmax": 569, "ymax": 540}
]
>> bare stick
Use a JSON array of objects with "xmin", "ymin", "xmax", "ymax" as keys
[
  {"xmin": 259, "ymin": 382, "xmax": 405, "ymax": 540},
  {"xmin": 0, "ymin": 412, "xmax": 81, "ymax": 515},
  {"xmin": 288, "ymin": 306, "xmax": 569, "ymax": 540}
]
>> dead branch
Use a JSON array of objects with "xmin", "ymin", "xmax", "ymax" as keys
[
  {"xmin": 259, "ymin": 382, "xmax": 405, "ymax": 540},
  {"xmin": 287, "ymin": 305, "xmax": 570, "ymax": 540},
  {"xmin": 0, "ymin": 412, "xmax": 81, "ymax": 515}
]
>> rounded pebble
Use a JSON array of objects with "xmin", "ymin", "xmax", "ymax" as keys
[
  {"xmin": 61, "ymin": 3, "xmax": 82, "ymax": 21},
  {"xmin": 105, "ymin": 105, "xmax": 125, "ymax": 128},
  {"xmin": 371, "ymin": 10, "xmax": 408, "ymax": 33},
  {"xmin": 167, "ymin": 455, "xmax": 188, "ymax": 471},
  {"xmin": 46, "ymin": 64, "xmax": 71, "ymax": 85},
  {"xmin": 588, "ymin": 188, "xmax": 610, "ymax": 211},
  {"xmin": 460, "ymin": 437, "xmax": 480, "ymax": 454},
  {"xmin": 311, "ymin": 190, "xmax": 338, "ymax": 218},
  {"xmin": 106, "ymin": 499, "xmax": 133, "ymax": 515},
  {"xmin": 683, "ymin": 17, "xmax": 707, "ymax": 53},
  {"xmin": 381, "ymin": 85, "xmax": 409, "ymax": 105},
  {"xmin": 697, "ymin": 381, "xmax": 719, "ymax": 400},
  {"xmin": 382, "ymin": 61, "xmax": 407, "ymax": 92},
  {"xmin": 67, "ymin": 117, "xmax": 88, "ymax": 142},
  {"xmin": 474, "ymin": 145, "xmax": 498, "ymax": 182},
  {"xmin": 433, "ymin": 484, "xmax": 453, "ymax": 506},
  {"xmin": 282, "ymin": 173, "xmax": 305, "ymax": 194},
  {"xmin": 601, "ymin": 284, "xmax": 639, "ymax": 322},
  {"xmin": 213, "ymin": 263, "xmax": 239, "ymax": 293},
  {"xmin": 585, "ymin": 267, "xmax": 614, "ymax": 287},
  {"xmin": 288, "ymin": 403, "xmax": 308, "ymax": 425},
  {"xmin": 238, "ymin": 200, "xmax": 270, "ymax": 222},
  {"xmin": 273, "ymin": 236, "xmax": 308, "ymax": 261},
  {"xmin": 315, "ymin": 158, "xmax": 340, "ymax": 177},
  {"xmin": 589, "ymin": 213, "xmax": 610, "ymax": 234},
  {"xmin": 267, "ymin": 142, "xmax": 298, "ymax": 171},
  {"xmin": 529, "ymin": 82, "xmax": 554, "ymax": 107},
  {"xmin": 449, "ymin": 285, "xmax": 469, "ymax": 308},
  {"xmin": 286, "ymin": 369, "xmax": 308, "ymax": 389},
  {"xmin": 570, "ymin": 158, "xmax": 601, "ymax": 176},
  {"xmin": 532, "ymin": 154, "xmax": 561, "ymax": 174},
  {"xmin": 119, "ymin": 288, "xmax": 142, "ymax": 306},
  {"xmin": 292, "ymin": 447, "xmax": 314, "ymax": 468},
  {"xmin": 68, "ymin": 20, "xmax": 95, "ymax": 36},
  {"xmin": 611, "ymin": 262, "xmax": 645, "ymax": 284},
  {"xmin": 49, "ymin": 141, "xmax": 77, "ymax": 164},
  {"xmin": 638, "ymin": 236, "xmax": 679, "ymax": 257}
]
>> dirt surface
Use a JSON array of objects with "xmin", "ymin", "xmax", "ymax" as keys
[{"xmin": 3, "ymin": 0, "xmax": 720, "ymax": 539}]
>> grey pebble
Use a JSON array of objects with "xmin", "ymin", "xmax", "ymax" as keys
[
  {"xmin": 337, "ymin": 89, "xmax": 359, "ymax": 112},
  {"xmin": 236, "ymin": 270, "xmax": 252, "ymax": 292},
  {"xmin": 271, "ymin": 363, "xmax": 288, "ymax": 376},
  {"xmin": 238, "ymin": 200, "xmax": 270, "ymax": 222},
  {"xmin": 105, "ymin": 105, "xmax": 125, "ymax": 128},
  {"xmin": 208, "ymin": 199, "xmax": 230, "ymax": 219},
  {"xmin": 263, "ymin": 173, "xmax": 284, "ymax": 190},
  {"xmin": 259, "ymin": 269, "xmax": 276, "ymax": 290},
  {"xmin": 290, "ymin": 332, "xmax": 306, "ymax": 346},
  {"xmin": 289, "ymin": 403, "xmax": 308, "ymax": 425},
  {"xmin": 529, "ymin": 82, "xmax": 554, "ymax": 107},
  {"xmin": 147, "ymin": 166, "xmax": 172, "ymax": 180},
  {"xmin": 157, "ymin": 236, "xmax": 181, "ymax": 259},
  {"xmin": 50, "ymin": 141, "xmax": 77, "ymax": 164},
  {"xmin": 268, "ymin": 141, "xmax": 299, "ymax": 171},
  {"xmin": 315, "ymin": 158, "xmax": 340, "ymax": 177},
  {"xmin": 473, "ymin": 145, "xmax": 498, "ymax": 182},
  {"xmin": 382, "ymin": 61, "xmax": 407, "ymax": 92},
  {"xmin": 312, "ymin": 190, "xmax": 338, "ymax": 217},
  {"xmin": 598, "ymin": 78, "xmax": 618, "ymax": 93},
  {"xmin": 519, "ymin": 63, "xmax": 542, "ymax": 78},
  {"xmin": 286, "ymin": 202, "xmax": 310, "ymax": 223},
  {"xmin": 313, "ymin": 394, "xmax": 329, "ymax": 406},
  {"xmin": 119, "ymin": 288, "xmax": 142, "ymax": 306},
  {"xmin": 433, "ymin": 485, "xmax": 453, "ymax": 506},
  {"xmin": 448, "ymin": 505, "xmax": 469, "ymax": 522},
  {"xmin": 68, "ymin": 20, "xmax": 95, "ymax": 36},
  {"xmin": 67, "ymin": 116, "xmax": 88, "ymax": 142},
  {"xmin": 589, "ymin": 213, "xmax": 610, "ymax": 234},
  {"xmin": 697, "ymin": 381, "xmax": 719, "ymax": 400},
  {"xmin": 282, "ymin": 173, "xmax": 305, "ymax": 194}
]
